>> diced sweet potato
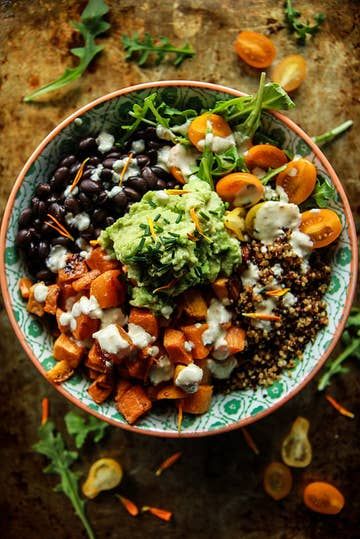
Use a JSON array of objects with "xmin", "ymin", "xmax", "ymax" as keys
[
  {"xmin": 156, "ymin": 385, "xmax": 187, "ymax": 400},
  {"xmin": 226, "ymin": 326, "xmax": 246, "ymax": 355},
  {"xmin": 46, "ymin": 360, "xmax": 74, "ymax": 383},
  {"xmin": 194, "ymin": 358, "xmax": 212, "ymax": 384},
  {"xmin": 114, "ymin": 380, "xmax": 132, "ymax": 402},
  {"xmin": 44, "ymin": 284, "xmax": 60, "ymax": 315},
  {"xmin": 57, "ymin": 254, "xmax": 88, "ymax": 284},
  {"xmin": 53, "ymin": 333, "xmax": 85, "ymax": 368},
  {"xmin": 182, "ymin": 385, "xmax": 213, "ymax": 414},
  {"xmin": 72, "ymin": 270, "xmax": 101, "ymax": 292},
  {"xmin": 19, "ymin": 277, "xmax": 33, "ymax": 299},
  {"xmin": 58, "ymin": 283, "xmax": 80, "ymax": 311},
  {"xmin": 116, "ymin": 385, "xmax": 152, "ymax": 424},
  {"xmin": 87, "ymin": 373, "xmax": 113, "ymax": 404},
  {"xmin": 128, "ymin": 307, "xmax": 159, "ymax": 338},
  {"xmin": 211, "ymin": 277, "xmax": 229, "ymax": 300},
  {"xmin": 163, "ymin": 328, "xmax": 192, "ymax": 365},
  {"xmin": 72, "ymin": 313, "xmax": 100, "ymax": 341},
  {"xmin": 181, "ymin": 324, "xmax": 209, "ymax": 360},
  {"xmin": 181, "ymin": 290, "xmax": 207, "ymax": 320},
  {"xmin": 85, "ymin": 343, "xmax": 107, "ymax": 373},
  {"xmin": 87, "ymin": 247, "xmax": 120, "ymax": 272},
  {"xmin": 27, "ymin": 286, "xmax": 44, "ymax": 317},
  {"xmin": 90, "ymin": 270, "xmax": 125, "ymax": 309},
  {"xmin": 125, "ymin": 354, "xmax": 152, "ymax": 380}
]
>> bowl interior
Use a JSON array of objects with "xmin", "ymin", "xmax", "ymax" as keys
[{"xmin": 2, "ymin": 84, "xmax": 354, "ymax": 436}]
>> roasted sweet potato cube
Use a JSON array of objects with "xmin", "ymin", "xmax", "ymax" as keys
[
  {"xmin": 182, "ymin": 385, "xmax": 213, "ymax": 414},
  {"xmin": 163, "ymin": 328, "xmax": 192, "ymax": 365},
  {"xmin": 46, "ymin": 360, "xmax": 74, "ymax": 383},
  {"xmin": 114, "ymin": 380, "xmax": 132, "ymax": 402},
  {"xmin": 27, "ymin": 286, "xmax": 45, "ymax": 317},
  {"xmin": 57, "ymin": 254, "xmax": 88, "ymax": 284},
  {"xmin": 226, "ymin": 326, "xmax": 246, "ymax": 355},
  {"xmin": 19, "ymin": 277, "xmax": 33, "ymax": 299},
  {"xmin": 58, "ymin": 283, "xmax": 80, "ymax": 311},
  {"xmin": 85, "ymin": 343, "xmax": 107, "ymax": 373},
  {"xmin": 53, "ymin": 333, "xmax": 85, "ymax": 368},
  {"xmin": 181, "ymin": 324, "xmax": 209, "ymax": 360},
  {"xmin": 86, "ymin": 247, "xmax": 120, "ymax": 272},
  {"xmin": 128, "ymin": 307, "xmax": 159, "ymax": 338},
  {"xmin": 181, "ymin": 289, "xmax": 208, "ymax": 320},
  {"xmin": 194, "ymin": 357, "xmax": 212, "ymax": 385},
  {"xmin": 156, "ymin": 385, "xmax": 187, "ymax": 400},
  {"xmin": 125, "ymin": 354, "xmax": 152, "ymax": 380},
  {"xmin": 72, "ymin": 313, "xmax": 100, "ymax": 341},
  {"xmin": 211, "ymin": 277, "xmax": 229, "ymax": 300},
  {"xmin": 90, "ymin": 270, "xmax": 125, "ymax": 309},
  {"xmin": 116, "ymin": 385, "xmax": 152, "ymax": 425},
  {"xmin": 44, "ymin": 284, "xmax": 60, "ymax": 315},
  {"xmin": 72, "ymin": 270, "xmax": 101, "ymax": 292},
  {"xmin": 87, "ymin": 373, "xmax": 113, "ymax": 404}
]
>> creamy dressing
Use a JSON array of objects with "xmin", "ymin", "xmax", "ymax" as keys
[
  {"xmin": 156, "ymin": 145, "xmax": 172, "ymax": 171},
  {"xmin": 184, "ymin": 340, "xmax": 194, "ymax": 352},
  {"xmin": 90, "ymin": 164, "xmax": 104, "ymax": 182},
  {"xmin": 264, "ymin": 185, "xmax": 289, "ymax": 202},
  {"xmin": 202, "ymin": 299, "xmax": 232, "ymax": 353},
  {"xmin": 175, "ymin": 363, "xmax": 203, "ymax": 393},
  {"xmin": 46, "ymin": 245, "xmax": 68, "ymax": 273},
  {"xmin": 172, "ymin": 119, "xmax": 192, "ymax": 136},
  {"xmin": 100, "ymin": 308, "xmax": 127, "ymax": 329},
  {"xmin": 127, "ymin": 323, "xmax": 153, "ymax": 349},
  {"xmin": 167, "ymin": 143, "xmax": 199, "ymax": 178},
  {"xmin": 253, "ymin": 201, "xmax": 300, "ymax": 243},
  {"xmin": 252, "ymin": 298, "xmax": 276, "ymax": 331},
  {"xmin": 272, "ymin": 264, "xmax": 283, "ymax": 277},
  {"xmin": 106, "ymin": 185, "xmax": 123, "ymax": 198},
  {"xmin": 93, "ymin": 324, "xmax": 130, "ymax": 356},
  {"xmin": 289, "ymin": 230, "xmax": 313, "ymax": 257},
  {"xmin": 149, "ymin": 355, "xmax": 174, "ymax": 385},
  {"xmin": 282, "ymin": 292, "xmax": 298, "ymax": 307},
  {"xmin": 160, "ymin": 305, "xmax": 173, "ymax": 318},
  {"xmin": 64, "ymin": 185, "xmax": 79, "ymax": 197},
  {"xmin": 112, "ymin": 157, "xmax": 140, "ymax": 182},
  {"xmin": 207, "ymin": 356, "xmax": 237, "ymax": 379},
  {"xmin": 96, "ymin": 132, "xmax": 115, "ymax": 153},
  {"xmin": 156, "ymin": 125, "xmax": 175, "ymax": 141},
  {"xmin": 198, "ymin": 132, "xmax": 235, "ymax": 153},
  {"xmin": 33, "ymin": 283, "xmax": 48, "ymax": 303},
  {"xmin": 241, "ymin": 262, "xmax": 260, "ymax": 288},
  {"xmin": 65, "ymin": 212, "xmax": 90, "ymax": 232},
  {"xmin": 131, "ymin": 139, "xmax": 145, "ymax": 153},
  {"xmin": 252, "ymin": 167, "xmax": 266, "ymax": 179}
]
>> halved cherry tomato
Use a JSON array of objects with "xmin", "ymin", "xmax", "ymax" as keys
[
  {"xmin": 234, "ymin": 31, "xmax": 276, "ymax": 68},
  {"xmin": 169, "ymin": 166, "xmax": 186, "ymax": 185},
  {"xmin": 245, "ymin": 144, "xmax": 288, "ymax": 170},
  {"xmin": 272, "ymin": 54, "xmax": 307, "ymax": 92},
  {"xmin": 216, "ymin": 173, "xmax": 265, "ymax": 207},
  {"xmin": 303, "ymin": 482, "xmax": 345, "ymax": 515},
  {"xmin": 281, "ymin": 416, "xmax": 312, "ymax": 468},
  {"xmin": 244, "ymin": 201, "xmax": 265, "ymax": 234},
  {"xmin": 263, "ymin": 462, "xmax": 293, "ymax": 501},
  {"xmin": 188, "ymin": 113, "xmax": 232, "ymax": 151},
  {"xmin": 300, "ymin": 209, "xmax": 342, "ymax": 248},
  {"xmin": 276, "ymin": 159, "xmax": 317, "ymax": 204}
]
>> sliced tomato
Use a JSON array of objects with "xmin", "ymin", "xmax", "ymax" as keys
[
  {"xmin": 216, "ymin": 173, "xmax": 264, "ymax": 207},
  {"xmin": 244, "ymin": 202, "xmax": 265, "ymax": 234},
  {"xmin": 263, "ymin": 462, "xmax": 293, "ymax": 501},
  {"xmin": 169, "ymin": 166, "xmax": 186, "ymax": 185},
  {"xmin": 188, "ymin": 113, "xmax": 232, "ymax": 151},
  {"xmin": 303, "ymin": 482, "xmax": 345, "ymax": 515},
  {"xmin": 300, "ymin": 209, "xmax": 342, "ymax": 248},
  {"xmin": 276, "ymin": 159, "xmax": 316, "ymax": 204},
  {"xmin": 272, "ymin": 54, "xmax": 307, "ymax": 92},
  {"xmin": 234, "ymin": 31, "xmax": 276, "ymax": 68},
  {"xmin": 245, "ymin": 144, "xmax": 288, "ymax": 170}
]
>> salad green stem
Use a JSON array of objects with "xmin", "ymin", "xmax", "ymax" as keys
[
  {"xmin": 312, "ymin": 120, "xmax": 353, "ymax": 146},
  {"xmin": 317, "ymin": 338, "xmax": 360, "ymax": 391}
]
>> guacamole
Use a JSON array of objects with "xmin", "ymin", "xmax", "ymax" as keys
[{"xmin": 100, "ymin": 178, "xmax": 241, "ymax": 316}]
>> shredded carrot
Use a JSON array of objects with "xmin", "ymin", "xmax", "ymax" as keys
[
  {"xmin": 242, "ymin": 312, "xmax": 281, "ymax": 322},
  {"xmin": 187, "ymin": 233, "xmax": 199, "ymax": 241},
  {"xmin": 177, "ymin": 402, "xmax": 183, "ymax": 434},
  {"xmin": 70, "ymin": 157, "xmax": 89, "ymax": 192},
  {"xmin": 165, "ymin": 189, "xmax": 190, "ymax": 195},
  {"xmin": 119, "ymin": 153, "xmax": 134, "ymax": 187},
  {"xmin": 189, "ymin": 207, "xmax": 210, "ymax": 241},
  {"xmin": 265, "ymin": 288, "xmax": 290, "ymax": 297},
  {"xmin": 153, "ymin": 279, "xmax": 178, "ymax": 294},
  {"xmin": 45, "ymin": 213, "xmax": 74, "ymax": 241},
  {"xmin": 41, "ymin": 397, "xmax": 49, "ymax": 425},
  {"xmin": 89, "ymin": 239, "xmax": 99, "ymax": 247},
  {"xmin": 325, "ymin": 395, "xmax": 354, "ymax": 419},
  {"xmin": 116, "ymin": 494, "xmax": 139, "ymax": 516},
  {"xmin": 147, "ymin": 217, "xmax": 157, "ymax": 241},
  {"xmin": 155, "ymin": 452, "xmax": 182, "ymax": 476},
  {"xmin": 241, "ymin": 427, "xmax": 259, "ymax": 455},
  {"xmin": 142, "ymin": 506, "xmax": 173, "ymax": 522}
]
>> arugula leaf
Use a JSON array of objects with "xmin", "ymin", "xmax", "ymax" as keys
[
  {"xmin": 211, "ymin": 146, "xmax": 247, "ymax": 177},
  {"xmin": 284, "ymin": 0, "xmax": 325, "ymax": 45},
  {"xmin": 312, "ymin": 120, "xmax": 353, "ymax": 146},
  {"xmin": 197, "ymin": 144, "xmax": 215, "ymax": 189},
  {"xmin": 233, "ymin": 72, "xmax": 267, "ymax": 144},
  {"xmin": 312, "ymin": 175, "xmax": 337, "ymax": 207},
  {"xmin": 33, "ymin": 420, "xmax": 95, "ymax": 539},
  {"xmin": 318, "ymin": 307, "xmax": 360, "ymax": 391},
  {"xmin": 65, "ymin": 411, "xmax": 109, "ymax": 449},
  {"xmin": 260, "ymin": 164, "xmax": 288, "ymax": 186},
  {"xmin": 122, "ymin": 33, "xmax": 194, "ymax": 67},
  {"xmin": 24, "ymin": 0, "xmax": 110, "ymax": 102}
]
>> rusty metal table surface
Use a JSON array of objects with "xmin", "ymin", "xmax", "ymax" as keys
[{"xmin": 0, "ymin": 1, "xmax": 359, "ymax": 538}]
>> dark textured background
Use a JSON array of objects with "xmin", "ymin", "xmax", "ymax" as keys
[{"xmin": 0, "ymin": 1, "xmax": 359, "ymax": 538}]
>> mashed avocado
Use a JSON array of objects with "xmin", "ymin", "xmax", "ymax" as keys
[{"xmin": 100, "ymin": 178, "xmax": 241, "ymax": 316}]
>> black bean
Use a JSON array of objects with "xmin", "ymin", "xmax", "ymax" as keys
[
  {"xmin": 64, "ymin": 197, "xmax": 80, "ymax": 213},
  {"xmin": 60, "ymin": 155, "xmax": 77, "ymax": 168},
  {"xmin": 79, "ymin": 179, "xmax": 100, "ymax": 195},
  {"xmin": 47, "ymin": 195, "xmax": 58, "ymax": 204},
  {"xmin": 36, "ymin": 269, "xmax": 53, "ymax": 282},
  {"xmin": 28, "ymin": 227, "xmax": 40, "ymax": 240},
  {"xmin": 142, "ymin": 166, "xmax": 158, "ymax": 188},
  {"xmin": 94, "ymin": 228, "xmax": 102, "ymax": 238},
  {"xmin": 166, "ymin": 180, "xmax": 177, "ymax": 189},
  {"xmin": 37, "ymin": 200, "xmax": 47, "ymax": 217},
  {"xmin": 151, "ymin": 165, "xmax": 170, "ymax": 180},
  {"xmin": 105, "ymin": 216, "xmax": 115, "ymax": 226},
  {"xmin": 31, "ymin": 196, "xmax": 40, "ymax": 208},
  {"xmin": 136, "ymin": 154, "xmax": 151, "ymax": 169},
  {"xmin": 97, "ymin": 191, "xmax": 108, "ymax": 206},
  {"xmin": 93, "ymin": 209, "xmax": 106, "ymax": 223},
  {"xmin": 16, "ymin": 229, "xmax": 32, "ymax": 246},
  {"xmin": 41, "ymin": 222, "xmax": 56, "ymax": 238},
  {"xmin": 27, "ymin": 240, "xmax": 39, "ymax": 256},
  {"xmin": 103, "ymin": 157, "xmax": 118, "ymax": 169},
  {"xmin": 48, "ymin": 202, "xmax": 65, "ymax": 220},
  {"xmin": 113, "ymin": 191, "xmax": 127, "ymax": 209},
  {"xmin": 87, "ymin": 156, "xmax": 100, "ymax": 166},
  {"xmin": 52, "ymin": 236, "xmax": 73, "ymax": 247},
  {"xmin": 155, "ymin": 179, "xmax": 167, "ymax": 190},
  {"xmin": 82, "ymin": 168, "xmax": 95, "ymax": 180},
  {"xmin": 124, "ymin": 187, "xmax": 141, "ymax": 202},
  {"xmin": 38, "ymin": 241, "xmax": 50, "ymax": 259},
  {"xmin": 80, "ymin": 225, "xmax": 95, "ymax": 241},
  {"xmin": 147, "ymin": 149, "xmax": 158, "ymax": 165},
  {"xmin": 78, "ymin": 192, "xmax": 92, "ymax": 210},
  {"xmin": 70, "ymin": 163, "xmax": 81, "ymax": 176},
  {"xmin": 79, "ymin": 137, "xmax": 97, "ymax": 152},
  {"xmin": 36, "ymin": 183, "xmax": 51, "ymax": 199},
  {"xmin": 54, "ymin": 166, "xmax": 70, "ymax": 185},
  {"xmin": 126, "ymin": 176, "xmax": 148, "ymax": 193},
  {"xmin": 33, "ymin": 218, "xmax": 42, "ymax": 230},
  {"xmin": 19, "ymin": 208, "xmax": 33, "ymax": 228},
  {"xmin": 100, "ymin": 168, "xmax": 114, "ymax": 182},
  {"xmin": 143, "ymin": 127, "xmax": 157, "ymax": 139},
  {"xmin": 148, "ymin": 140, "xmax": 161, "ymax": 150},
  {"xmin": 106, "ymin": 152, "xmax": 122, "ymax": 159}
]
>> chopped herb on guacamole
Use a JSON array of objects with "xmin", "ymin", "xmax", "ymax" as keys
[{"xmin": 100, "ymin": 178, "xmax": 241, "ymax": 315}]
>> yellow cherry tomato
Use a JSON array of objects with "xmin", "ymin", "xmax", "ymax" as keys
[
  {"xmin": 216, "ymin": 173, "xmax": 265, "ymax": 207},
  {"xmin": 188, "ymin": 113, "xmax": 232, "ymax": 152},
  {"xmin": 272, "ymin": 54, "xmax": 307, "ymax": 92}
]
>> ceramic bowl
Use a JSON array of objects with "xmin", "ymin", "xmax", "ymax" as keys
[{"xmin": 0, "ymin": 81, "xmax": 357, "ymax": 437}]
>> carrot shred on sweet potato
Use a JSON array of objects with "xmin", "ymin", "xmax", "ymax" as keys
[
  {"xmin": 41, "ymin": 397, "xmax": 49, "ymax": 425},
  {"xmin": 182, "ymin": 385, "xmax": 213, "ymax": 414},
  {"xmin": 241, "ymin": 427, "xmax": 260, "ymax": 455},
  {"xmin": 181, "ymin": 324, "xmax": 209, "ymax": 360},
  {"xmin": 325, "ymin": 395, "xmax": 354, "ymax": 419},
  {"xmin": 155, "ymin": 452, "xmax": 182, "ymax": 476},
  {"xmin": 163, "ymin": 328, "xmax": 192, "ymax": 365},
  {"xmin": 116, "ymin": 385, "xmax": 152, "ymax": 424},
  {"xmin": 116, "ymin": 495, "xmax": 139, "ymax": 517},
  {"xmin": 142, "ymin": 506, "xmax": 173, "ymax": 522},
  {"xmin": 156, "ymin": 385, "xmax": 187, "ymax": 400},
  {"xmin": 57, "ymin": 254, "xmax": 88, "ymax": 284},
  {"xmin": 128, "ymin": 307, "xmax": 159, "ymax": 337},
  {"xmin": 72, "ymin": 269, "xmax": 101, "ymax": 292},
  {"xmin": 19, "ymin": 277, "xmax": 33, "ymax": 299},
  {"xmin": 181, "ymin": 290, "xmax": 207, "ymax": 320}
]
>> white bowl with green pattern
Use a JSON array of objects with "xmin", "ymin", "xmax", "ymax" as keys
[{"xmin": 0, "ymin": 81, "xmax": 357, "ymax": 437}]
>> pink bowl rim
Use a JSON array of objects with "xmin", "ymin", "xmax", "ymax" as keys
[{"xmin": 0, "ymin": 80, "xmax": 358, "ymax": 438}]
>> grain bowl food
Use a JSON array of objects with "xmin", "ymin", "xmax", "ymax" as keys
[{"xmin": 1, "ymin": 80, "xmax": 356, "ymax": 436}]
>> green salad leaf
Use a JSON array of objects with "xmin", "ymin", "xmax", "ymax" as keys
[
  {"xmin": 122, "ymin": 32, "xmax": 194, "ymax": 67},
  {"xmin": 312, "ymin": 175, "xmax": 337, "ymax": 207},
  {"xmin": 33, "ymin": 420, "xmax": 95, "ymax": 539},
  {"xmin": 24, "ymin": 0, "xmax": 110, "ymax": 102},
  {"xmin": 284, "ymin": 0, "xmax": 325, "ymax": 45},
  {"xmin": 65, "ymin": 411, "xmax": 109, "ymax": 449}
]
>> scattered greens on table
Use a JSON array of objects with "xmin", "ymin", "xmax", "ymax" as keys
[
  {"xmin": 312, "ymin": 120, "xmax": 353, "ymax": 146},
  {"xmin": 65, "ymin": 411, "xmax": 109, "ymax": 449},
  {"xmin": 284, "ymin": 0, "xmax": 325, "ymax": 45},
  {"xmin": 122, "ymin": 33, "xmax": 195, "ymax": 67},
  {"xmin": 24, "ymin": 0, "xmax": 110, "ymax": 102},
  {"xmin": 318, "ymin": 307, "xmax": 360, "ymax": 391}
]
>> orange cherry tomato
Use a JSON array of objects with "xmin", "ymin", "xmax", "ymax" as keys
[
  {"xmin": 169, "ymin": 166, "xmax": 186, "ymax": 185},
  {"xmin": 300, "ymin": 209, "xmax": 342, "ymax": 249},
  {"xmin": 216, "ymin": 173, "xmax": 265, "ymax": 207},
  {"xmin": 234, "ymin": 31, "xmax": 276, "ymax": 68},
  {"xmin": 276, "ymin": 159, "xmax": 317, "ymax": 204},
  {"xmin": 281, "ymin": 417, "xmax": 312, "ymax": 468},
  {"xmin": 303, "ymin": 482, "xmax": 345, "ymax": 515},
  {"xmin": 263, "ymin": 462, "xmax": 293, "ymax": 501},
  {"xmin": 245, "ymin": 144, "xmax": 288, "ymax": 170},
  {"xmin": 188, "ymin": 113, "xmax": 232, "ymax": 151},
  {"xmin": 272, "ymin": 55, "xmax": 307, "ymax": 92}
]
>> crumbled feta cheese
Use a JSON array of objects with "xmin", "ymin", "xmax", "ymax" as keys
[
  {"xmin": 46, "ymin": 245, "xmax": 68, "ymax": 273},
  {"xmin": 64, "ymin": 185, "xmax": 79, "ymax": 197},
  {"xmin": 282, "ymin": 292, "xmax": 298, "ymax": 307},
  {"xmin": 207, "ymin": 356, "xmax": 238, "ymax": 379},
  {"xmin": 33, "ymin": 283, "xmax": 48, "ymax": 303},
  {"xmin": 184, "ymin": 340, "xmax": 194, "ymax": 352},
  {"xmin": 127, "ymin": 323, "xmax": 153, "ymax": 349},
  {"xmin": 175, "ymin": 363, "xmax": 203, "ymax": 393},
  {"xmin": 131, "ymin": 139, "xmax": 145, "ymax": 153},
  {"xmin": 202, "ymin": 298, "xmax": 232, "ymax": 347},
  {"xmin": 106, "ymin": 185, "xmax": 123, "ymax": 198},
  {"xmin": 149, "ymin": 355, "xmax": 174, "ymax": 385},
  {"xmin": 101, "ymin": 308, "xmax": 127, "ymax": 329},
  {"xmin": 93, "ymin": 324, "xmax": 130, "ymax": 356},
  {"xmin": 65, "ymin": 212, "xmax": 90, "ymax": 232},
  {"xmin": 289, "ymin": 230, "xmax": 313, "ymax": 257},
  {"xmin": 96, "ymin": 132, "xmax": 115, "ymax": 153},
  {"xmin": 90, "ymin": 164, "xmax": 104, "ymax": 182},
  {"xmin": 241, "ymin": 262, "xmax": 260, "ymax": 288}
]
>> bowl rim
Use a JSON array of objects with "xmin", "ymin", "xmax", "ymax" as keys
[{"xmin": 0, "ymin": 79, "xmax": 358, "ymax": 438}]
